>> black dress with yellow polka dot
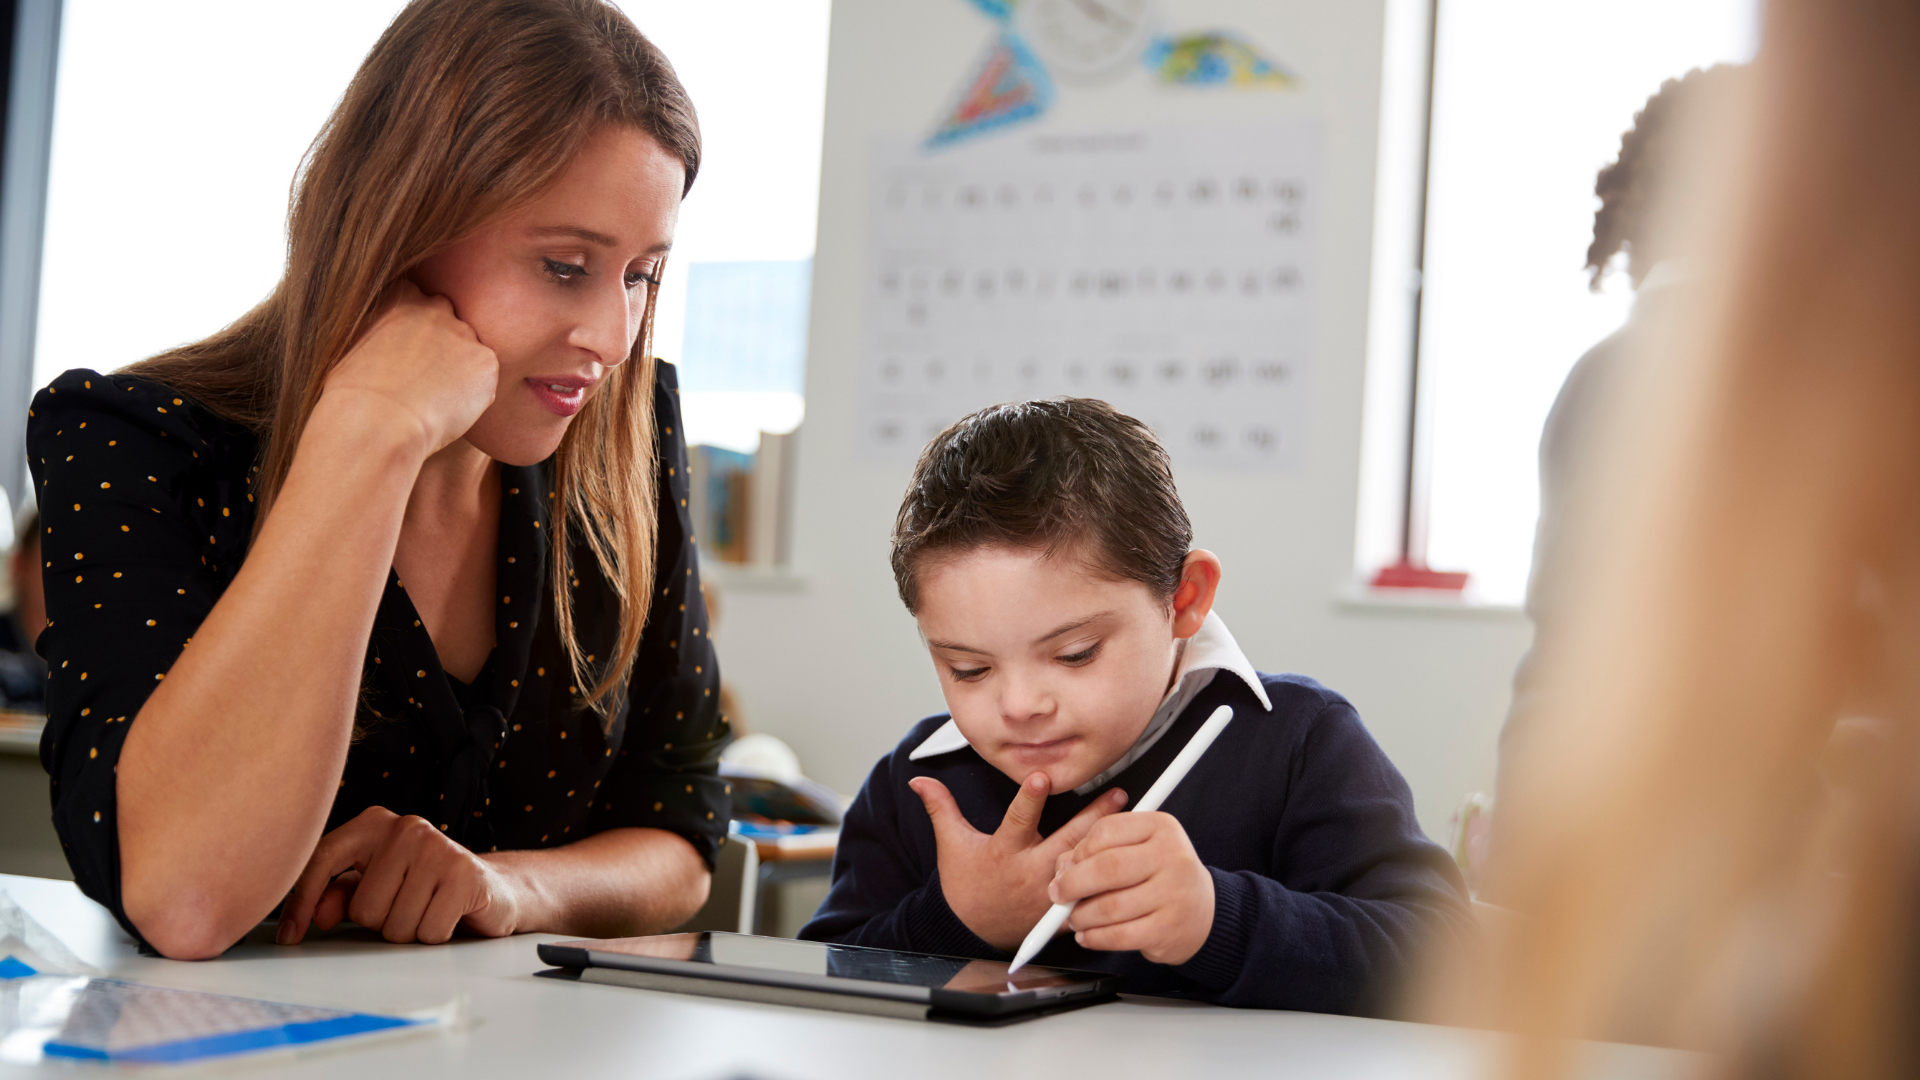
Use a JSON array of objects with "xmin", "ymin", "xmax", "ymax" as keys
[{"xmin": 26, "ymin": 363, "xmax": 731, "ymax": 942}]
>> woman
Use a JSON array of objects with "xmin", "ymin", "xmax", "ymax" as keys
[{"xmin": 29, "ymin": 0, "xmax": 729, "ymax": 960}]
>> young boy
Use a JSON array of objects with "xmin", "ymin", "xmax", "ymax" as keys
[{"xmin": 799, "ymin": 399, "xmax": 1471, "ymax": 1014}]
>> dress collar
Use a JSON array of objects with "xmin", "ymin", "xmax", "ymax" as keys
[
  {"xmin": 362, "ymin": 460, "xmax": 552, "ymax": 851},
  {"xmin": 906, "ymin": 611, "xmax": 1272, "ymax": 790}
]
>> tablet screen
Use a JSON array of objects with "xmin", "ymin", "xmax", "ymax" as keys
[{"xmin": 563, "ymin": 932, "xmax": 1093, "ymax": 995}]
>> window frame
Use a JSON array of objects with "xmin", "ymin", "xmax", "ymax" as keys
[{"xmin": 0, "ymin": 0, "xmax": 61, "ymax": 516}]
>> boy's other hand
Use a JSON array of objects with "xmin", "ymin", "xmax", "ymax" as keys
[
  {"xmin": 908, "ymin": 773, "xmax": 1127, "ymax": 952},
  {"xmin": 1049, "ymin": 811, "xmax": 1215, "ymax": 965}
]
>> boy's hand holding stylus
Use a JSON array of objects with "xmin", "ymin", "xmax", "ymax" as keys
[
  {"xmin": 908, "ymin": 772, "xmax": 1126, "ymax": 952},
  {"xmin": 912, "ymin": 769, "xmax": 1217, "ymax": 966},
  {"xmin": 1049, "ymin": 811, "xmax": 1216, "ymax": 965}
]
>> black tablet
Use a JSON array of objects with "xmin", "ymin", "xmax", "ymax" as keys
[{"xmin": 536, "ymin": 932, "xmax": 1122, "ymax": 1021}]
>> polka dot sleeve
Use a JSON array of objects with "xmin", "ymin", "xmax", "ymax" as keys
[
  {"xmin": 25, "ymin": 370, "xmax": 256, "ymax": 931},
  {"xmin": 585, "ymin": 362, "xmax": 731, "ymax": 863}
]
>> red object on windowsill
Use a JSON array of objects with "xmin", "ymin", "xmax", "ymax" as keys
[{"xmin": 1370, "ymin": 557, "xmax": 1470, "ymax": 592}]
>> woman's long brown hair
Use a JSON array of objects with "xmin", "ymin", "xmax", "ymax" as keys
[
  {"xmin": 130, "ymin": 0, "xmax": 699, "ymax": 719},
  {"xmin": 1467, "ymin": 0, "xmax": 1920, "ymax": 1075}
]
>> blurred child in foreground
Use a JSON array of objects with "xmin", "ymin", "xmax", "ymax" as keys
[
  {"xmin": 1493, "ymin": 66, "xmax": 1748, "ymax": 888},
  {"xmin": 1472, "ymin": 0, "xmax": 1920, "ymax": 1075}
]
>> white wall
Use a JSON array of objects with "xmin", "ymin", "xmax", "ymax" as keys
[{"xmin": 710, "ymin": 0, "xmax": 1532, "ymax": 841}]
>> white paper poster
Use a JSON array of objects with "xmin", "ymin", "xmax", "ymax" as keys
[{"xmin": 860, "ymin": 121, "xmax": 1320, "ymax": 470}]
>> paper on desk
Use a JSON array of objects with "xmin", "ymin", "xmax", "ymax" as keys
[
  {"xmin": 0, "ymin": 890, "xmax": 457, "ymax": 1067},
  {"xmin": 0, "ymin": 977, "xmax": 457, "ymax": 1067},
  {"xmin": 0, "ymin": 889, "xmax": 100, "ymax": 979}
]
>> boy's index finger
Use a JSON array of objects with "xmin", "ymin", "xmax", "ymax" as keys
[
  {"xmin": 1040, "ymin": 786, "xmax": 1130, "ymax": 857},
  {"xmin": 991, "ymin": 773, "xmax": 1051, "ymax": 850}
]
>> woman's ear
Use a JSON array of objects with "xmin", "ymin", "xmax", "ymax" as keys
[{"xmin": 1170, "ymin": 550, "xmax": 1222, "ymax": 640}]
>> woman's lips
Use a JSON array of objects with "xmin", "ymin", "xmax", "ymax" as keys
[{"xmin": 526, "ymin": 377, "xmax": 593, "ymax": 418}]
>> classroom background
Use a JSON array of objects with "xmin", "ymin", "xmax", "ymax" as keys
[{"xmin": 0, "ymin": 0, "xmax": 1757, "ymax": 930}]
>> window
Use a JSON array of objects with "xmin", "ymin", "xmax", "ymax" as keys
[
  {"xmin": 36, "ymin": 0, "xmax": 411, "ymax": 391},
  {"xmin": 1386, "ymin": 0, "xmax": 1760, "ymax": 604},
  {"xmin": 0, "ymin": 0, "xmax": 60, "ymax": 522},
  {"xmin": 625, "ymin": 3, "xmax": 828, "ymax": 454},
  {"xmin": 33, "ymin": 0, "xmax": 829, "ymax": 457}
]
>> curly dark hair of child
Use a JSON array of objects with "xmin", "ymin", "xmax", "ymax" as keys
[{"xmin": 1586, "ymin": 64, "xmax": 1748, "ymax": 291}]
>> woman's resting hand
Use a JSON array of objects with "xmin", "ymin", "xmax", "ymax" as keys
[
  {"xmin": 275, "ymin": 806, "xmax": 523, "ymax": 945},
  {"xmin": 321, "ymin": 280, "xmax": 500, "ymax": 456}
]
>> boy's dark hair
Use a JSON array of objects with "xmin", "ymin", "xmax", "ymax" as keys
[{"xmin": 891, "ymin": 398, "xmax": 1192, "ymax": 613}]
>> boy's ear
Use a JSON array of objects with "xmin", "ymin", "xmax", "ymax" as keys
[{"xmin": 1170, "ymin": 549, "xmax": 1222, "ymax": 640}]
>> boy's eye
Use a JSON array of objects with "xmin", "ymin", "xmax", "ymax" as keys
[
  {"xmin": 948, "ymin": 665, "xmax": 989, "ymax": 683},
  {"xmin": 543, "ymin": 257, "xmax": 588, "ymax": 281},
  {"xmin": 1056, "ymin": 643, "xmax": 1100, "ymax": 666}
]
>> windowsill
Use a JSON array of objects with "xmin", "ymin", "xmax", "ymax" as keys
[
  {"xmin": 1334, "ymin": 581, "xmax": 1525, "ymax": 618},
  {"xmin": 701, "ymin": 562, "xmax": 808, "ymax": 593}
]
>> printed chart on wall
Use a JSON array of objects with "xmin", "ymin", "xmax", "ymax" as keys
[{"xmin": 861, "ymin": 121, "xmax": 1320, "ymax": 470}]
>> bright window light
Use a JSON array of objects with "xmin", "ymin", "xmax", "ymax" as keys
[
  {"xmin": 622, "ymin": 2, "xmax": 829, "ymax": 452},
  {"xmin": 1418, "ymin": 0, "xmax": 1759, "ymax": 604},
  {"xmin": 35, "ymin": 0, "xmax": 408, "ymax": 391},
  {"xmin": 34, "ymin": 0, "xmax": 829, "ymax": 453}
]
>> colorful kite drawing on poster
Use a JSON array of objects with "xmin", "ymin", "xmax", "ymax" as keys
[
  {"xmin": 926, "ymin": 2, "xmax": 1296, "ymax": 149},
  {"xmin": 927, "ymin": 32, "xmax": 1055, "ymax": 149},
  {"xmin": 1144, "ymin": 32, "xmax": 1296, "ymax": 88}
]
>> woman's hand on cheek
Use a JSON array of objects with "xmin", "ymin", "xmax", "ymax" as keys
[
  {"xmin": 275, "ymin": 806, "xmax": 524, "ymax": 946},
  {"xmin": 319, "ymin": 280, "xmax": 500, "ymax": 456},
  {"xmin": 1050, "ymin": 811, "xmax": 1215, "ymax": 966}
]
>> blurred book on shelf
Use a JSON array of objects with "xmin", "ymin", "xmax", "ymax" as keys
[
  {"xmin": 724, "ymin": 772, "xmax": 844, "ymax": 827},
  {"xmin": 729, "ymin": 819, "xmax": 838, "ymax": 855},
  {"xmin": 689, "ymin": 430, "xmax": 797, "ymax": 568},
  {"xmin": 720, "ymin": 733, "xmax": 846, "ymax": 857}
]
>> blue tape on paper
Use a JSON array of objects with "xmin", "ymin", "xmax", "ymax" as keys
[
  {"xmin": 43, "ymin": 1014, "xmax": 420, "ymax": 1064},
  {"xmin": 0, "ymin": 955, "xmax": 38, "ymax": 979}
]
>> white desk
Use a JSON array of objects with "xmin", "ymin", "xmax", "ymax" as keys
[{"xmin": 0, "ymin": 874, "xmax": 1696, "ymax": 1079}]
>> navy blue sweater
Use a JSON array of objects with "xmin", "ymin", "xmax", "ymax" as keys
[{"xmin": 799, "ymin": 671, "xmax": 1472, "ymax": 1014}]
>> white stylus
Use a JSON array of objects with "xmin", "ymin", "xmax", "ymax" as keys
[{"xmin": 1005, "ymin": 704, "xmax": 1235, "ymax": 975}]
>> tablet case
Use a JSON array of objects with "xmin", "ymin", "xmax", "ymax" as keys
[
  {"xmin": 533, "ymin": 966, "xmax": 1119, "ymax": 1026},
  {"xmin": 535, "ymin": 935, "xmax": 1122, "ymax": 1024}
]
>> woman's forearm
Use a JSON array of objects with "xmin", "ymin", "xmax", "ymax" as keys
[
  {"xmin": 486, "ymin": 827, "xmax": 712, "ymax": 938},
  {"xmin": 119, "ymin": 392, "xmax": 428, "ymax": 958}
]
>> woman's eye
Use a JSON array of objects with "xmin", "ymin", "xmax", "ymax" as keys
[
  {"xmin": 543, "ymin": 257, "xmax": 588, "ymax": 281},
  {"xmin": 949, "ymin": 666, "xmax": 989, "ymax": 683},
  {"xmin": 624, "ymin": 267, "xmax": 662, "ymax": 289},
  {"xmin": 1057, "ymin": 644, "xmax": 1100, "ymax": 666}
]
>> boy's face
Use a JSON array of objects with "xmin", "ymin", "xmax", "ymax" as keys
[{"xmin": 914, "ymin": 543, "xmax": 1185, "ymax": 793}]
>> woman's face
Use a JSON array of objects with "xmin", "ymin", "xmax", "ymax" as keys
[{"xmin": 411, "ymin": 124, "xmax": 684, "ymax": 467}]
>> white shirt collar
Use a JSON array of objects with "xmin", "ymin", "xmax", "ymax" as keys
[{"xmin": 906, "ymin": 611, "xmax": 1272, "ymax": 793}]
